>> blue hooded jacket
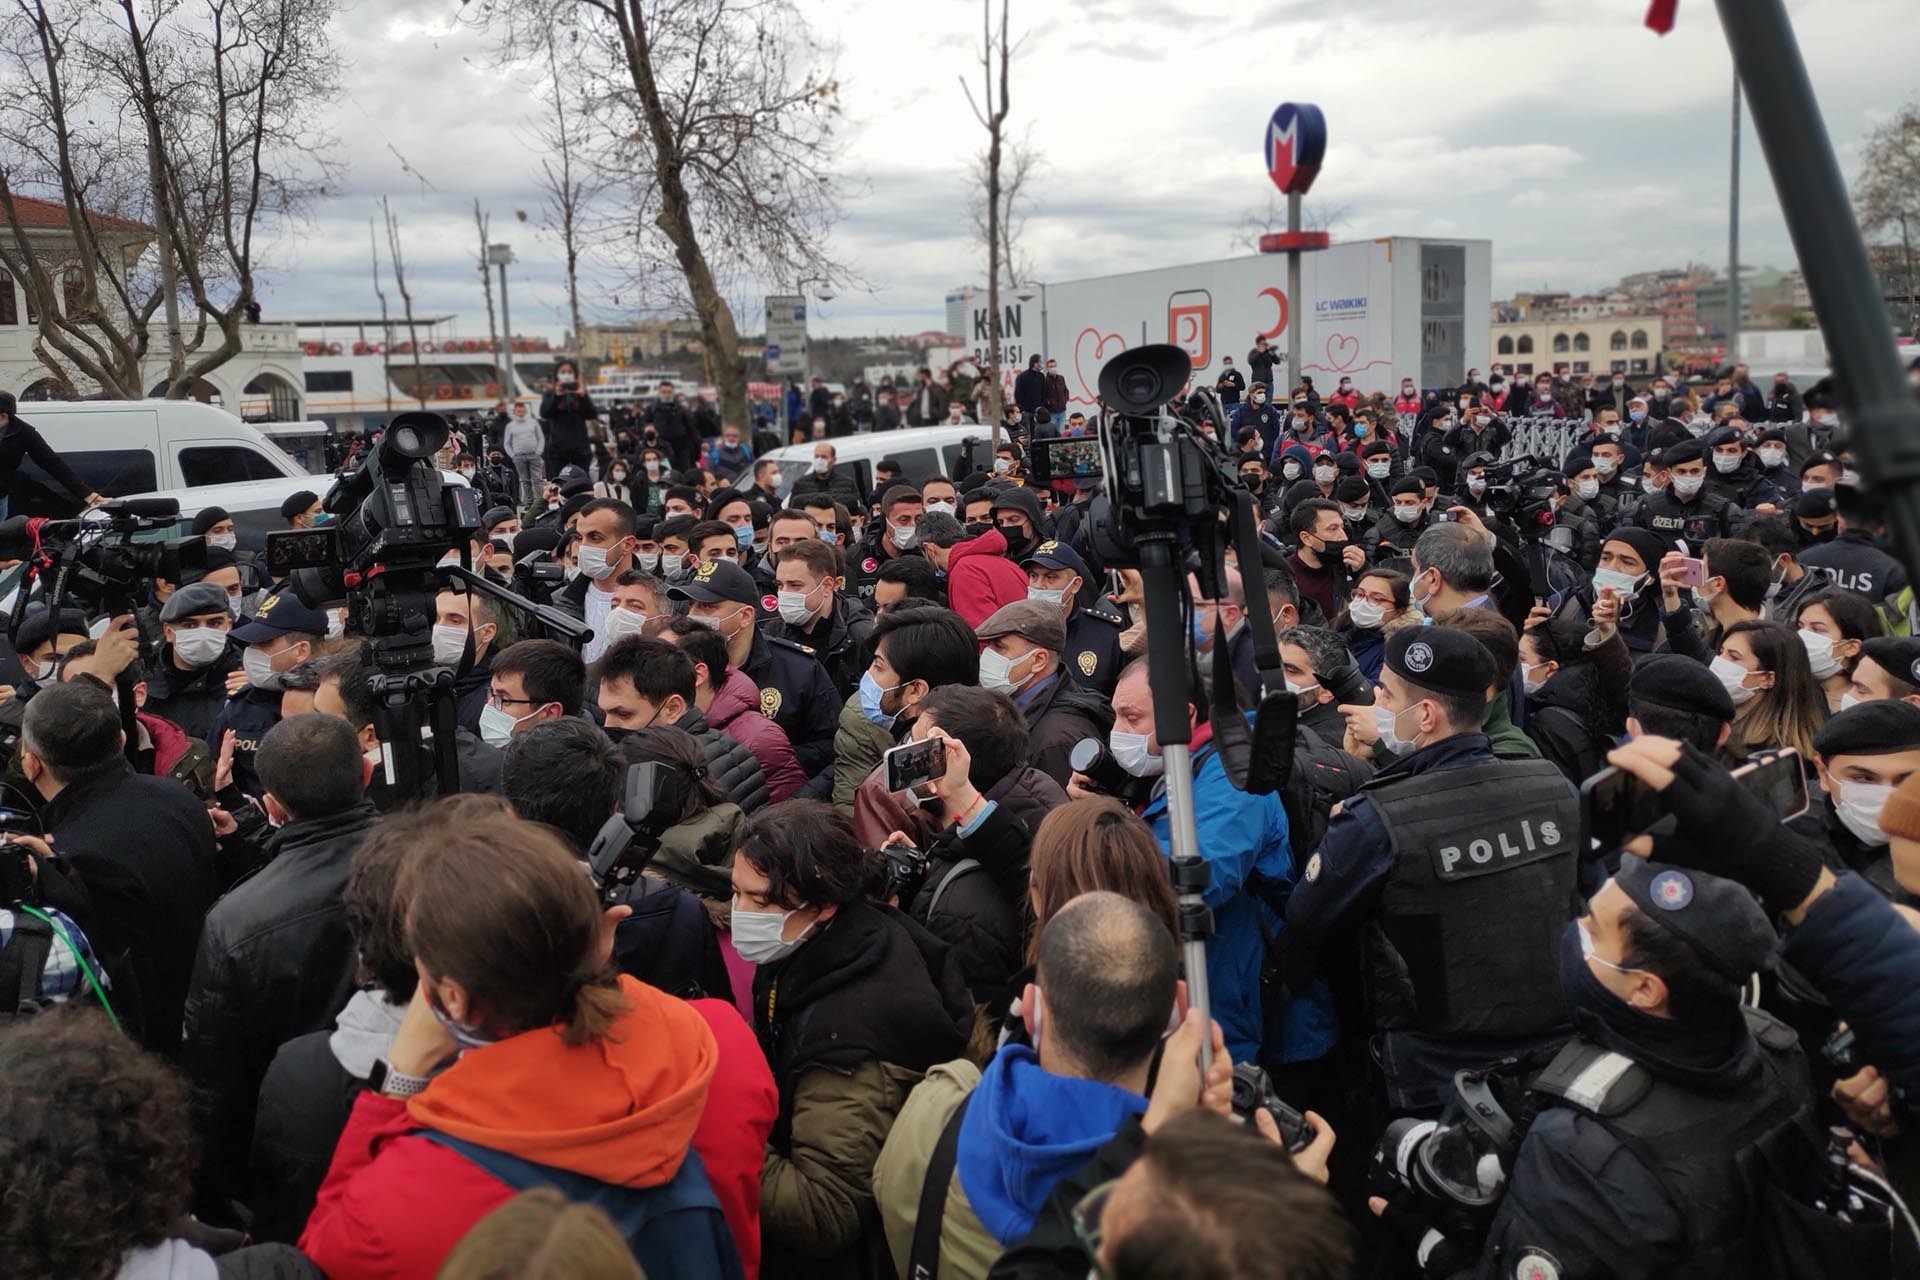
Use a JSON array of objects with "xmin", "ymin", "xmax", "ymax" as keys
[{"xmin": 954, "ymin": 1044, "xmax": 1147, "ymax": 1246}]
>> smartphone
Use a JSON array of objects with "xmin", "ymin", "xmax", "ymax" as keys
[
  {"xmin": 1582, "ymin": 749, "xmax": 1808, "ymax": 851},
  {"xmin": 1669, "ymin": 556, "xmax": 1705, "ymax": 589},
  {"xmin": 883, "ymin": 737, "xmax": 947, "ymax": 796}
]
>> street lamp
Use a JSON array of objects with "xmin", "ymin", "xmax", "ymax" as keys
[{"xmin": 487, "ymin": 242, "xmax": 516, "ymax": 405}]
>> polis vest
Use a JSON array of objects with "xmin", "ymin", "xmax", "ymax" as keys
[
  {"xmin": 1363, "ymin": 757, "xmax": 1581, "ymax": 1037},
  {"xmin": 1532, "ymin": 1008, "xmax": 1821, "ymax": 1276}
]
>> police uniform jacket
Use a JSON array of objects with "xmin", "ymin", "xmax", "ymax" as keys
[
  {"xmin": 1062, "ymin": 599, "xmax": 1127, "ymax": 699},
  {"xmin": 1799, "ymin": 529, "xmax": 1911, "ymax": 608},
  {"xmin": 1366, "ymin": 512, "xmax": 1426, "ymax": 563},
  {"xmin": 1705, "ymin": 456, "xmax": 1784, "ymax": 512},
  {"xmin": 1474, "ymin": 1009, "xmax": 1817, "ymax": 1280},
  {"xmin": 1630, "ymin": 488, "xmax": 1740, "ymax": 555},
  {"xmin": 740, "ymin": 627, "xmax": 841, "ymax": 777},
  {"xmin": 1284, "ymin": 732, "xmax": 1581, "ymax": 1109},
  {"xmin": 210, "ymin": 684, "xmax": 281, "ymax": 798},
  {"xmin": 143, "ymin": 641, "xmax": 243, "ymax": 744},
  {"xmin": 845, "ymin": 530, "xmax": 922, "ymax": 606}
]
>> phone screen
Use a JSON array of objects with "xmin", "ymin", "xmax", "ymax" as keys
[
  {"xmin": 1582, "ymin": 749, "xmax": 1807, "ymax": 850},
  {"xmin": 884, "ymin": 737, "xmax": 946, "ymax": 796}
]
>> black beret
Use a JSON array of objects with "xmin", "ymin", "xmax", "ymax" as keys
[
  {"xmin": 1814, "ymin": 700, "xmax": 1920, "ymax": 759},
  {"xmin": 1461, "ymin": 451, "xmax": 1496, "ymax": 470},
  {"xmin": 1390, "ymin": 476, "xmax": 1426, "ymax": 498},
  {"xmin": 1383, "ymin": 626, "xmax": 1495, "ymax": 702},
  {"xmin": 1334, "ymin": 476, "xmax": 1372, "ymax": 503},
  {"xmin": 1335, "ymin": 452, "xmax": 1362, "ymax": 474},
  {"xmin": 481, "ymin": 505, "xmax": 517, "ymax": 532},
  {"xmin": 1659, "ymin": 439, "xmax": 1707, "ymax": 467},
  {"xmin": 1602, "ymin": 527, "xmax": 1670, "ymax": 576},
  {"xmin": 1410, "ymin": 466, "xmax": 1440, "ymax": 486},
  {"xmin": 1860, "ymin": 637, "xmax": 1920, "ymax": 691},
  {"xmin": 189, "ymin": 505, "xmax": 231, "ymax": 535},
  {"xmin": 1800, "ymin": 451, "xmax": 1839, "ymax": 476},
  {"xmin": 1753, "ymin": 427, "xmax": 1787, "ymax": 445},
  {"xmin": 1646, "ymin": 421, "xmax": 1693, "ymax": 454},
  {"xmin": 1704, "ymin": 425, "xmax": 1744, "ymax": 449},
  {"xmin": 513, "ymin": 527, "xmax": 563, "ymax": 560},
  {"xmin": 1794, "ymin": 489, "xmax": 1836, "ymax": 519},
  {"xmin": 279, "ymin": 489, "xmax": 319, "ymax": 520},
  {"xmin": 14, "ymin": 605, "xmax": 90, "ymax": 656},
  {"xmin": 1629, "ymin": 653, "xmax": 1735, "ymax": 721},
  {"xmin": 1562, "ymin": 454, "xmax": 1596, "ymax": 478},
  {"xmin": 1615, "ymin": 856, "xmax": 1777, "ymax": 983},
  {"xmin": 1360, "ymin": 438, "xmax": 1394, "ymax": 459}
]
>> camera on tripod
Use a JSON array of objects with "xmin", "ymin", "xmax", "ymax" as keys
[
  {"xmin": 1478, "ymin": 455, "xmax": 1563, "ymax": 544},
  {"xmin": 0, "ymin": 497, "xmax": 206, "ymax": 619}
]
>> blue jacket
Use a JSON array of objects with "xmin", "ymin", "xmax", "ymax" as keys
[
  {"xmin": 956, "ymin": 1044, "xmax": 1146, "ymax": 1246},
  {"xmin": 1141, "ymin": 737, "xmax": 1336, "ymax": 1065},
  {"xmin": 1784, "ymin": 871, "xmax": 1920, "ymax": 1112},
  {"xmin": 210, "ymin": 685, "xmax": 281, "ymax": 798}
]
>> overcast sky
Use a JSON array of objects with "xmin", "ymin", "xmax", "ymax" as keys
[{"xmin": 262, "ymin": 0, "xmax": 1919, "ymax": 342}]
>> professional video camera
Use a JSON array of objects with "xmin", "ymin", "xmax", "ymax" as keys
[
  {"xmin": 1473, "ymin": 453, "xmax": 1587, "ymax": 611},
  {"xmin": 268, "ymin": 411, "xmax": 586, "ymax": 798},
  {"xmin": 584, "ymin": 760, "xmax": 691, "ymax": 908},
  {"xmin": 0, "ymin": 498, "xmax": 205, "ymax": 622}
]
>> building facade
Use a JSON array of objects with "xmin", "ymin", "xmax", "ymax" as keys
[{"xmin": 1488, "ymin": 314, "xmax": 1666, "ymax": 378}]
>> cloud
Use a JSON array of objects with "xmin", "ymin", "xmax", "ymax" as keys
[{"xmin": 249, "ymin": 0, "xmax": 1920, "ymax": 340}]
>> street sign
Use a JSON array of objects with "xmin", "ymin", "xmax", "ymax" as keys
[
  {"xmin": 1265, "ymin": 102, "xmax": 1327, "ymax": 196},
  {"xmin": 763, "ymin": 295, "xmax": 807, "ymax": 376}
]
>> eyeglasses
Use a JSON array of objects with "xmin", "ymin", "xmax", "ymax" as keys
[
  {"xmin": 487, "ymin": 690, "xmax": 538, "ymax": 709},
  {"xmin": 1072, "ymin": 1178, "xmax": 1119, "ymax": 1280}
]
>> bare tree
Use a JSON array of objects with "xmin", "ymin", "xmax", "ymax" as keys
[
  {"xmin": 1855, "ymin": 100, "xmax": 1920, "ymax": 338},
  {"xmin": 369, "ymin": 217, "xmax": 393, "ymax": 417},
  {"xmin": 970, "ymin": 133, "xmax": 1039, "ymax": 293},
  {"xmin": 382, "ymin": 197, "xmax": 424, "ymax": 409},
  {"xmin": 474, "ymin": 199, "xmax": 501, "ymax": 403},
  {"xmin": 962, "ymin": 0, "xmax": 1015, "ymax": 446},
  {"xmin": 469, "ymin": 0, "xmax": 846, "ymax": 435},
  {"xmin": 533, "ymin": 34, "xmax": 606, "ymax": 359},
  {"xmin": 0, "ymin": 0, "xmax": 338, "ymax": 399},
  {"xmin": 1234, "ymin": 192, "xmax": 1353, "ymax": 252}
]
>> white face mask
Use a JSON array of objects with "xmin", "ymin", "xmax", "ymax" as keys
[
  {"xmin": 1592, "ymin": 566, "xmax": 1644, "ymax": 596},
  {"xmin": 1758, "ymin": 447, "xmax": 1786, "ymax": 468},
  {"xmin": 1027, "ymin": 585, "xmax": 1069, "ymax": 608},
  {"xmin": 1712, "ymin": 453, "xmax": 1741, "ymax": 474},
  {"xmin": 730, "ymin": 902, "xmax": 815, "ymax": 966},
  {"xmin": 1574, "ymin": 478, "xmax": 1600, "ymax": 501},
  {"xmin": 776, "ymin": 586, "xmax": 822, "ymax": 628},
  {"xmin": 1466, "ymin": 476, "xmax": 1487, "ymax": 495},
  {"xmin": 1798, "ymin": 628, "xmax": 1841, "ymax": 679},
  {"xmin": 1373, "ymin": 702, "xmax": 1419, "ymax": 756},
  {"xmin": 1367, "ymin": 460, "xmax": 1392, "ymax": 479},
  {"xmin": 1672, "ymin": 474, "xmax": 1705, "ymax": 499},
  {"xmin": 926, "ymin": 500, "xmax": 956, "ymax": 518},
  {"xmin": 1313, "ymin": 465, "xmax": 1337, "ymax": 484},
  {"xmin": 658, "ymin": 552, "xmax": 686, "ymax": 578},
  {"xmin": 171, "ymin": 626, "xmax": 228, "ymax": 669},
  {"xmin": 1341, "ymin": 505, "xmax": 1369, "ymax": 523},
  {"xmin": 207, "ymin": 532, "xmax": 238, "ymax": 553},
  {"xmin": 1473, "ymin": 414, "xmax": 1491, "ymax": 428},
  {"xmin": 1593, "ymin": 457, "xmax": 1619, "ymax": 478},
  {"xmin": 979, "ymin": 646, "xmax": 1040, "ymax": 696},
  {"xmin": 242, "ymin": 643, "xmax": 287, "ymax": 691},
  {"xmin": 602, "ymin": 606, "xmax": 652, "ymax": 646},
  {"xmin": 1109, "ymin": 729, "xmax": 1164, "ymax": 777},
  {"xmin": 479, "ymin": 699, "xmax": 541, "ymax": 748},
  {"xmin": 811, "ymin": 457, "xmax": 831, "ymax": 475},
  {"xmin": 1522, "ymin": 662, "xmax": 1554, "ymax": 696},
  {"xmin": 1347, "ymin": 598, "xmax": 1386, "ymax": 629},
  {"xmin": 578, "ymin": 541, "xmax": 626, "ymax": 581},
  {"xmin": 431, "ymin": 623, "xmax": 471, "ymax": 667},
  {"xmin": 1709, "ymin": 654, "xmax": 1763, "ymax": 706},
  {"xmin": 1833, "ymin": 778, "xmax": 1894, "ymax": 848},
  {"xmin": 1392, "ymin": 504, "xmax": 1422, "ymax": 525},
  {"xmin": 890, "ymin": 522, "xmax": 920, "ymax": 550}
]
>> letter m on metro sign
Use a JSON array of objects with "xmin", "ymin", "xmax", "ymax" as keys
[{"xmin": 1265, "ymin": 102, "xmax": 1327, "ymax": 197}]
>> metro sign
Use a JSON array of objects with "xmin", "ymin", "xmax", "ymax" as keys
[{"xmin": 1265, "ymin": 102, "xmax": 1327, "ymax": 196}]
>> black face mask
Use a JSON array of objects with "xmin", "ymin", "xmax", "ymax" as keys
[
  {"xmin": 1800, "ymin": 524, "xmax": 1838, "ymax": 545},
  {"xmin": 997, "ymin": 522, "xmax": 1035, "ymax": 552}
]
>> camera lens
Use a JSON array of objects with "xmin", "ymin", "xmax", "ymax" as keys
[
  {"xmin": 1119, "ymin": 367, "xmax": 1161, "ymax": 406},
  {"xmin": 392, "ymin": 424, "xmax": 422, "ymax": 455}
]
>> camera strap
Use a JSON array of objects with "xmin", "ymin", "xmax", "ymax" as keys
[{"xmin": 1210, "ymin": 490, "xmax": 1294, "ymax": 797}]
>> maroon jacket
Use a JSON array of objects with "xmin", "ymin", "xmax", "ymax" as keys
[{"xmin": 706, "ymin": 667, "xmax": 807, "ymax": 801}]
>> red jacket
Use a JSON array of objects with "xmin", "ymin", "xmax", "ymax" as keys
[
  {"xmin": 945, "ymin": 527, "xmax": 1031, "ymax": 629},
  {"xmin": 300, "ymin": 979, "xmax": 773, "ymax": 1280},
  {"xmin": 706, "ymin": 667, "xmax": 807, "ymax": 802}
]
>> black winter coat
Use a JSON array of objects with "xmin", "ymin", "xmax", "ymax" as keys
[
  {"xmin": 1022, "ymin": 674, "xmax": 1114, "ymax": 787},
  {"xmin": 611, "ymin": 872, "xmax": 732, "ymax": 1000},
  {"xmin": 49, "ymin": 764, "xmax": 220, "ymax": 1057},
  {"xmin": 765, "ymin": 593, "xmax": 874, "ymax": 702},
  {"xmin": 180, "ymin": 800, "xmax": 379, "ymax": 1218},
  {"xmin": 539, "ymin": 387, "xmax": 601, "ymax": 465},
  {"xmin": 907, "ymin": 799, "xmax": 1033, "ymax": 1014},
  {"xmin": 143, "ymin": 642, "xmax": 243, "ymax": 744},
  {"xmin": 672, "ymin": 705, "xmax": 770, "ymax": 815}
]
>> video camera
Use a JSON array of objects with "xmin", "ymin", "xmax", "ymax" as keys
[
  {"xmin": 0, "ymin": 497, "xmax": 205, "ymax": 621},
  {"xmin": 1477, "ymin": 454, "xmax": 1563, "ymax": 543},
  {"xmin": 585, "ymin": 761, "xmax": 692, "ymax": 906}
]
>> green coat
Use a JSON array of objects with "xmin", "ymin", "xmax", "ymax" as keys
[
  {"xmin": 649, "ymin": 802, "xmax": 744, "ymax": 901},
  {"xmin": 833, "ymin": 693, "xmax": 893, "ymax": 810},
  {"xmin": 1482, "ymin": 691, "xmax": 1541, "ymax": 760},
  {"xmin": 872, "ymin": 1060, "xmax": 999, "ymax": 1280}
]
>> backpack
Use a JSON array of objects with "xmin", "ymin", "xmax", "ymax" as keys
[
  {"xmin": 1278, "ymin": 727, "xmax": 1370, "ymax": 862},
  {"xmin": 421, "ymin": 1132, "xmax": 745, "ymax": 1280}
]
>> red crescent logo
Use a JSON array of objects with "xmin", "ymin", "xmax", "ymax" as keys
[{"xmin": 1259, "ymin": 287, "xmax": 1288, "ymax": 340}]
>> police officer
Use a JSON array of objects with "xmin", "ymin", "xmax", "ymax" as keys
[
  {"xmin": 141, "ymin": 581, "xmax": 242, "ymax": 744},
  {"xmin": 1367, "ymin": 476, "xmax": 1430, "ymax": 563},
  {"xmin": 1796, "ymin": 700, "xmax": 1920, "ymax": 904},
  {"xmin": 667, "ymin": 557, "xmax": 840, "ymax": 776},
  {"xmin": 846, "ymin": 483, "xmax": 925, "ymax": 606},
  {"xmin": 1287, "ymin": 627, "xmax": 1582, "ymax": 1113},
  {"xmin": 1471, "ymin": 857, "xmax": 1818, "ymax": 1279},
  {"xmin": 1021, "ymin": 539, "xmax": 1126, "ymax": 698},
  {"xmin": 1631, "ymin": 440, "xmax": 1740, "ymax": 555},
  {"xmin": 1798, "ymin": 488, "xmax": 1912, "ymax": 613},
  {"xmin": 1703, "ymin": 424, "xmax": 1785, "ymax": 514},
  {"xmin": 211, "ymin": 585, "xmax": 327, "ymax": 797}
]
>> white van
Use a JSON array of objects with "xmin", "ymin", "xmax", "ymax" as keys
[
  {"xmin": 761, "ymin": 425, "xmax": 991, "ymax": 500},
  {"xmin": 10, "ymin": 399, "xmax": 310, "ymax": 520},
  {"xmin": 124, "ymin": 468, "xmax": 477, "ymax": 557}
]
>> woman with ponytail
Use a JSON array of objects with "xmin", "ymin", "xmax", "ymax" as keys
[{"xmin": 300, "ymin": 797, "xmax": 747, "ymax": 1280}]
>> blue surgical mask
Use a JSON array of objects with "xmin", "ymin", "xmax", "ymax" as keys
[
  {"xmin": 819, "ymin": 529, "xmax": 838, "ymax": 546},
  {"xmin": 859, "ymin": 670, "xmax": 900, "ymax": 729},
  {"xmin": 734, "ymin": 524, "xmax": 755, "ymax": 549},
  {"xmin": 426, "ymin": 985, "xmax": 495, "ymax": 1052}
]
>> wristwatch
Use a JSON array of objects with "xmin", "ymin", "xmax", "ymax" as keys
[{"xmin": 369, "ymin": 1058, "xmax": 431, "ymax": 1098}]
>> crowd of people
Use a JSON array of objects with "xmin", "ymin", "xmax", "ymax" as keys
[{"xmin": 4, "ymin": 350, "xmax": 1920, "ymax": 1280}]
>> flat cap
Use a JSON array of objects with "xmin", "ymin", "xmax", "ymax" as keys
[{"xmin": 975, "ymin": 599, "xmax": 1067, "ymax": 652}]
